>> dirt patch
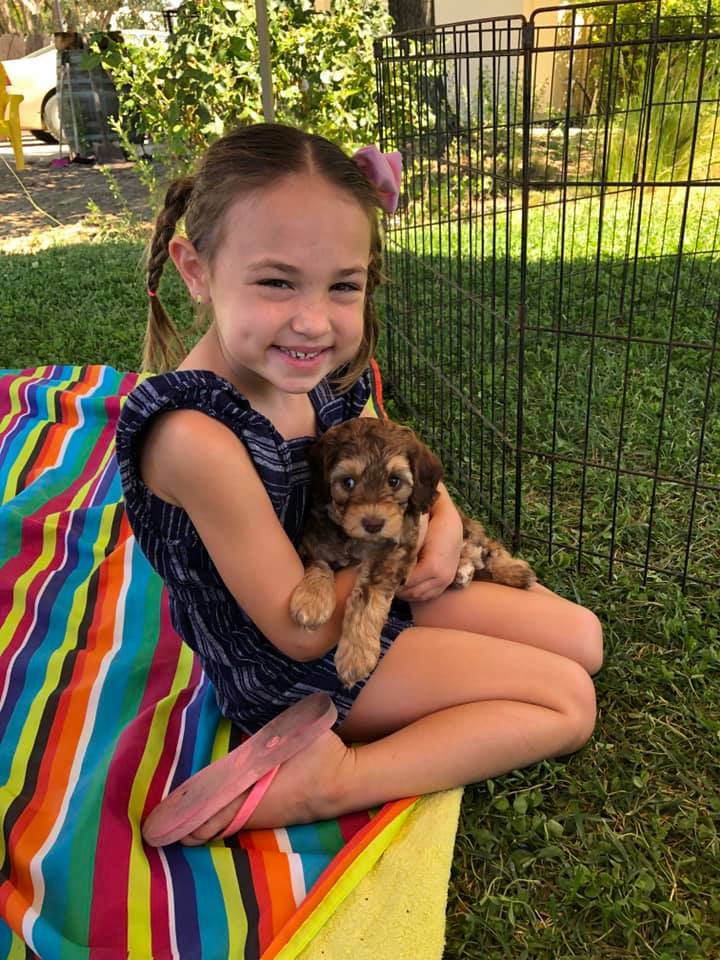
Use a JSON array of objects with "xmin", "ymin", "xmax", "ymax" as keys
[{"xmin": 1, "ymin": 152, "xmax": 159, "ymax": 252}]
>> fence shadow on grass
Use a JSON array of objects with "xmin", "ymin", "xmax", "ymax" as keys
[{"xmin": 380, "ymin": 246, "xmax": 719, "ymax": 590}]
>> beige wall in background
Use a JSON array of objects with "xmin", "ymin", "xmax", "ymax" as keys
[
  {"xmin": 431, "ymin": 1, "xmax": 578, "ymax": 119},
  {"xmin": 434, "ymin": 0, "xmax": 556, "ymax": 24}
]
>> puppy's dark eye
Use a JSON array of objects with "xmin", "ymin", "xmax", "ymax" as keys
[
  {"xmin": 388, "ymin": 475, "xmax": 401, "ymax": 489},
  {"xmin": 341, "ymin": 477, "xmax": 356, "ymax": 491}
]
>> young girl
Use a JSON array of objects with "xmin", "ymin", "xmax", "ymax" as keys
[{"xmin": 115, "ymin": 123, "xmax": 602, "ymax": 846}]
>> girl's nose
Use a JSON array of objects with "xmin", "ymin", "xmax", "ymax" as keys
[{"xmin": 291, "ymin": 299, "xmax": 332, "ymax": 338}]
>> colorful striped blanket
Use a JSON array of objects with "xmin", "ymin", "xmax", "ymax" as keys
[{"xmin": 0, "ymin": 365, "xmax": 418, "ymax": 960}]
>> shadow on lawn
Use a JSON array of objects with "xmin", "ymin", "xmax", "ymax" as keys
[{"xmin": 381, "ymin": 249, "xmax": 720, "ymax": 589}]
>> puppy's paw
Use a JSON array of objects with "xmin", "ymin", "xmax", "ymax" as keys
[
  {"xmin": 334, "ymin": 636, "xmax": 381, "ymax": 688},
  {"xmin": 290, "ymin": 577, "xmax": 336, "ymax": 629},
  {"xmin": 453, "ymin": 540, "xmax": 487, "ymax": 588},
  {"xmin": 453, "ymin": 560, "xmax": 476, "ymax": 588}
]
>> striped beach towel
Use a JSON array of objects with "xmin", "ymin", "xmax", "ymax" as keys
[{"xmin": 0, "ymin": 364, "xmax": 417, "ymax": 960}]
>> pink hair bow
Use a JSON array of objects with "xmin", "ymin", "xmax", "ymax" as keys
[{"xmin": 352, "ymin": 145, "xmax": 403, "ymax": 214}]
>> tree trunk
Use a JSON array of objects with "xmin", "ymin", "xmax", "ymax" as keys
[{"xmin": 388, "ymin": 0, "xmax": 433, "ymax": 32}]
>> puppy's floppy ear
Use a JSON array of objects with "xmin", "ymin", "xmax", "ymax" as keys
[
  {"xmin": 307, "ymin": 435, "xmax": 335, "ymax": 501},
  {"xmin": 408, "ymin": 437, "xmax": 444, "ymax": 514},
  {"xmin": 308, "ymin": 423, "xmax": 356, "ymax": 501}
]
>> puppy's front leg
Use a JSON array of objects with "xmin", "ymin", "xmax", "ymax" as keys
[
  {"xmin": 290, "ymin": 560, "xmax": 337, "ymax": 629},
  {"xmin": 335, "ymin": 561, "xmax": 396, "ymax": 688}
]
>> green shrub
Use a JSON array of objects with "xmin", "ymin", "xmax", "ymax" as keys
[
  {"xmin": 604, "ymin": 45, "xmax": 720, "ymax": 183},
  {"xmin": 575, "ymin": 0, "xmax": 719, "ymax": 112},
  {"xmin": 91, "ymin": 0, "xmax": 391, "ymax": 174},
  {"xmin": 577, "ymin": 1, "xmax": 720, "ymax": 184}
]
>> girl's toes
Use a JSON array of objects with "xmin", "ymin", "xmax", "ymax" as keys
[
  {"xmin": 178, "ymin": 795, "xmax": 246, "ymax": 845},
  {"xmin": 180, "ymin": 832, "xmax": 206, "ymax": 847}
]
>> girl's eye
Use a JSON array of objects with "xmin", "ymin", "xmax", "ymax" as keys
[
  {"xmin": 388, "ymin": 476, "xmax": 401, "ymax": 489},
  {"xmin": 258, "ymin": 279, "xmax": 291, "ymax": 289},
  {"xmin": 341, "ymin": 477, "xmax": 356, "ymax": 491},
  {"xmin": 332, "ymin": 283, "xmax": 361, "ymax": 293}
]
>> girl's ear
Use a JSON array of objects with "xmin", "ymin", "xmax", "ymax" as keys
[{"xmin": 169, "ymin": 236, "xmax": 209, "ymax": 301}]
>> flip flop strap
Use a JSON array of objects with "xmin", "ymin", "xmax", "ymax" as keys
[{"xmin": 220, "ymin": 766, "xmax": 280, "ymax": 838}]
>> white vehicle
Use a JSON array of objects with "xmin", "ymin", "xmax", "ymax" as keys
[
  {"xmin": 1, "ymin": 44, "xmax": 59, "ymax": 142},
  {"xmin": 1, "ymin": 30, "xmax": 166, "ymax": 143}
]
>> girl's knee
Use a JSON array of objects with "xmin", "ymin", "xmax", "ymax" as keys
[
  {"xmin": 560, "ymin": 660, "xmax": 598, "ymax": 754},
  {"xmin": 571, "ymin": 604, "xmax": 604, "ymax": 676}
]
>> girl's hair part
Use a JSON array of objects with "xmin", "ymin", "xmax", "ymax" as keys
[{"xmin": 144, "ymin": 123, "xmax": 387, "ymax": 387}]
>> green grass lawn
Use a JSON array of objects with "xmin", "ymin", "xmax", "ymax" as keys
[{"xmin": 2, "ymin": 215, "xmax": 719, "ymax": 957}]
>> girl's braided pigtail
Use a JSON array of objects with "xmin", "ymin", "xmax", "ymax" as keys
[
  {"xmin": 333, "ymin": 240, "xmax": 384, "ymax": 393},
  {"xmin": 143, "ymin": 176, "xmax": 195, "ymax": 372},
  {"xmin": 363, "ymin": 244, "xmax": 384, "ymax": 363}
]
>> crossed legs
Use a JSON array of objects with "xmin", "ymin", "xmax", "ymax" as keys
[{"xmin": 182, "ymin": 582, "xmax": 602, "ymax": 843}]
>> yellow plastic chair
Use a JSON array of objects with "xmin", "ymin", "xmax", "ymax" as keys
[{"xmin": 0, "ymin": 63, "xmax": 25, "ymax": 171}]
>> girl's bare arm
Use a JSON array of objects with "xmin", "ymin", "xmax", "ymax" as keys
[{"xmin": 140, "ymin": 409, "xmax": 356, "ymax": 662}]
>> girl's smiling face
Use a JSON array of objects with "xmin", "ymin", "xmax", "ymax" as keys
[{"xmin": 174, "ymin": 172, "xmax": 372, "ymax": 403}]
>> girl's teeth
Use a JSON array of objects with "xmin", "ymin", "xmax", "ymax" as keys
[{"xmin": 280, "ymin": 348, "xmax": 321, "ymax": 359}]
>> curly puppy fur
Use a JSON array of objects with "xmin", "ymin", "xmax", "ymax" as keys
[{"xmin": 290, "ymin": 418, "xmax": 536, "ymax": 687}]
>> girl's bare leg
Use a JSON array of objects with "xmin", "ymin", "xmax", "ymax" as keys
[
  {"xmin": 183, "ymin": 621, "xmax": 597, "ymax": 843},
  {"xmin": 410, "ymin": 580, "xmax": 604, "ymax": 675}
]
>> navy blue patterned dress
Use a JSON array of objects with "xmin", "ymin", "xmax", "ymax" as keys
[{"xmin": 115, "ymin": 368, "xmax": 413, "ymax": 735}]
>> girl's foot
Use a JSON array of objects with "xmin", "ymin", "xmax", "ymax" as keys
[{"xmin": 181, "ymin": 729, "xmax": 354, "ymax": 845}]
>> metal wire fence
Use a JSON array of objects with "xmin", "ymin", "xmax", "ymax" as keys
[{"xmin": 375, "ymin": 0, "xmax": 720, "ymax": 589}]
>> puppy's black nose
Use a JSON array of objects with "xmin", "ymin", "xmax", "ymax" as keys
[{"xmin": 361, "ymin": 516, "xmax": 385, "ymax": 534}]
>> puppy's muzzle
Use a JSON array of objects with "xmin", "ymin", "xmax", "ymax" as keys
[{"xmin": 361, "ymin": 516, "xmax": 385, "ymax": 534}]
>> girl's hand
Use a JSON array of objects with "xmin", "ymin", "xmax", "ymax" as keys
[
  {"xmin": 415, "ymin": 512, "xmax": 429, "ymax": 552},
  {"xmin": 398, "ymin": 500, "xmax": 464, "ymax": 603}
]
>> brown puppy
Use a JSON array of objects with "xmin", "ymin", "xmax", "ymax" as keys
[{"xmin": 290, "ymin": 418, "xmax": 535, "ymax": 687}]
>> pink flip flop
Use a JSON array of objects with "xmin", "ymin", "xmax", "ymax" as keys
[{"xmin": 142, "ymin": 693, "xmax": 338, "ymax": 847}]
